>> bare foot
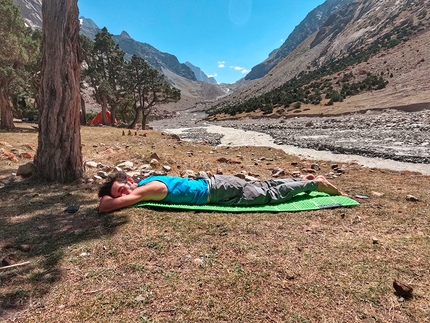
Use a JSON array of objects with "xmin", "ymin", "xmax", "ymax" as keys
[{"xmin": 315, "ymin": 175, "xmax": 346, "ymax": 196}]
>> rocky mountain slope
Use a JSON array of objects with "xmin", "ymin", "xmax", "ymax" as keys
[
  {"xmin": 214, "ymin": 0, "xmax": 430, "ymax": 116},
  {"xmin": 185, "ymin": 62, "xmax": 217, "ymax": 84},
  {"xmin": 246, "ymin": 0, "xmax": 354, "ymax": 80}
]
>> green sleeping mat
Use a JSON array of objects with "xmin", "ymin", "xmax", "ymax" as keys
[{"xmin": 133, "ymin": 192, "xmax": 359, "ymax": 213}]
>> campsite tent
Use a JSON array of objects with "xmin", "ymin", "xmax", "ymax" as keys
[{"xmin": 90, "ymin": 111, "xmax": 118, "ymax": 125}]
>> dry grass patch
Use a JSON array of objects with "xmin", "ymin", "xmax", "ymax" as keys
[{"xmin": 1, "ymin": 123, "xmax": 429, "ymax": 322}]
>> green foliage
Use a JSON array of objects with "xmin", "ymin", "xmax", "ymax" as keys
[
  {"xmin": 0, "ymin": 0, "xmax": 41, "ymax": 128},
  {"xmin": 81, "ymin": 29, "xmax": 180, "ymax": 128}
]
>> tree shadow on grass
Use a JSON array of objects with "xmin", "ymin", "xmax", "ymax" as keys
[{"xmin": 0, "ymin": 177, "xmax": 127, "ymax": 318}]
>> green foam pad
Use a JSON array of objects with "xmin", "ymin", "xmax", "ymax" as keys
[{"xmin": 133, "ymin": 192, "xmax": 359, "ymax": 213}]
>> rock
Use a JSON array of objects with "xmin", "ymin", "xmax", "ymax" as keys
[
  {"xmin": 2, "ymin": 151, "xmax": 19, "ymax": 162},
  {"xmin": 0, "ymin": 141, "xmax": 12, "ymax": 147},
  {"xmin": 150, "ymin": 152, "xmax": 160, "ymax": 160},
  {"xmin": 405, "ymin": 195, "xmax": 419, "ymax": 202},
  {"xmin": 182, "ymin": 170, "xmax": 196, "ymax": 178},
  {"xmin": 97, "ymin": 171, "xmax": 109, "ymax": 179},
  {"xmin": 311, "ymin": 163, "xmax": 320, "ymax": 171},
  {"xmin": 149, "ymin": 159, "xmax": 159, "ymax": 167},
  {"xmin": 291, "ymin": 171, "xmax": 302, "ymax": 178},
  {"xmin": 193, "ymin": 257, "xmax": 204, "ymax": 267},
  {"xmin": 196, "ymin": 171, "xmax": 209, "ymax": 179},
  {"xmin": 116, "ymin": 161, "xmax": 134, "ymax": 170},
  {"xmin": 85, "ymin": 161, "xmax": 98, "ymax": 168},
  {"xmin": 217, "ymin": 157, "xmax": 229, "ymax": 163},
  {"xmin": 272, "ymin": 167, "xmax": 285, "ymax": 177},
  {"xmin": 139, "ymin": 164, "xmax": 153, "ymax": 171},
  {"xmin": 372, "ymin": 191, "xmax": 384, "ymax": 197},
  {"xmin": 20, "ymin": 152, "xmax": 34, "ymax": 159},
  {"xmin": 17, "ymin": 162, "xmax": 35, "ymax": 177},
  {"xmin": 2, "ymin": 254, "xmax": 19, "ymax": 266},
  {"xmin": 355, "ymin": 195, "xmax": 369, "ymax": 199},
  {"xmin": 234, "ymin": 173, "xmax": 246, "ymax": 180},
  {"xmin": 168, "ymin": 134, "xmax": 181, "ymax": 141},
  {"xmin": 393, "ymin": 280, "xmax": 413, "ymax": 298},
  {"xmin": 162, "ymin": 165, "xmax": 172, "ymax": 172}
]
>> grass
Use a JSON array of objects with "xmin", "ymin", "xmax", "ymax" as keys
[{"xmin": 0, "ymin": 122, "xmax": 429, "ymax": 322}]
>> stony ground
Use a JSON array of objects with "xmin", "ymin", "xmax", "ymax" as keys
[{"xmin": 149, "ymin": 108, "xmax": 430, "ymax": 165}]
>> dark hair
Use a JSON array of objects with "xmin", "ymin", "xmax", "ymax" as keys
[{"xmin": 98, "ymin": 171, "xmax": 128, "ymax": 198}]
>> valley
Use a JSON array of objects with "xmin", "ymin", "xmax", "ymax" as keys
[{"xmin": 149, "ymin": 106, "xmax": 430, "ymax": 175}]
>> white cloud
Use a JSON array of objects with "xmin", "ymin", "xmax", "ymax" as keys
[
  {"xmin": 218, "ymin": 61, "xmax": 225, "ymax": 68},
  {"xmin": 207, "ymin": 73, "xmax": 218, "ymax": 78},
  {"xmin": 229, "ymin": 66, "xmax": 248, "ymax": 73}
]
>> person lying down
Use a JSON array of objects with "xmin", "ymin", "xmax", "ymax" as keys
[{"xmin": 98, "ymin": 171, "xmax": 345, "ymax": 213}]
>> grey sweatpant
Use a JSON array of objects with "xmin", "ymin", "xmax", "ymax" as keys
[{"xmin": 208, "ymin": 175, "xmax": 318, "ymax": 206}]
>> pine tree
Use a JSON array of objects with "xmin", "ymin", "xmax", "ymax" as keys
[{"xmin": 0, "ymin": 0, "xmax": 36, "ymax": 129}]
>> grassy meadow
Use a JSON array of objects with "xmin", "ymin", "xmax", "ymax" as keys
[{"xmin": 0, "ymin": 122, "xmax": 429, "ymax": 322}]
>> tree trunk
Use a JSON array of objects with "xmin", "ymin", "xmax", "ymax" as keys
[
  {"xmin": 141, "ymin": 109, "xmax": 149, "ymax": 130},
  {"xmin": 101, "ymin": 94, "xmax": 108, "ymax": 125},
  {"xmin": 34, "ymin": 0, "xmax": 83, "ymax": 183},
  {"xmin": 110, "ymin": 105, "xmax": 117, "ymax": 124},
  {"xmin": 0, "ymin": 86, "xmax": 15, "ymax": 130},
  {"xmin": 128, "ymin": 104, "xmax": 140, "ymax": 129},
  {"xmin": 80, "ymin": 95, "xmax": 87, "ymax": 125}
]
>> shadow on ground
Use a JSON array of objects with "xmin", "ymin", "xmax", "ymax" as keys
[{"xmin": 0, "ymin": 177, "xmax": 126, "ymax": 316}]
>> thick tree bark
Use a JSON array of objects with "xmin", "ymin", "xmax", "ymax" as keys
[
  {"xmin": 80, "ymin": 95, "xmax": 87, "ymax": 125},
  {"xmin": 34, "ymin": 0, "xmax": 84, "ymax": 182},
  {"xmin": 0, "ymin": 85, "xmax": 15, "ymax": 130}
]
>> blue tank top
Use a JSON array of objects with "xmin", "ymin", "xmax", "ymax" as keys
[{"xmin": 138, "ymin": 176, "xmax": 209, "ymax": 205}]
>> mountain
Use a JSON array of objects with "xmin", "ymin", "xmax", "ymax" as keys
[
  {"xmin": 245, "ymin": 0, "xmax": 354, "ymax": 80},
  {"xmin": 13, "ymin": 0, "xmax": 225, "ymax": 110},
  {"xmin": 13, "ymin": 0, "xmax": 42, "ymax": 29},
  {"xmin": 77, "ymin": 18, "xmax": 197, "ymax": 82},
  {"xmin": 113, "ymin": 31, "xmax": 197, "ymax": 81},
  {"xmin": 213, "ymin": 0, "xmax": 430, "ymax": 116},
  {"xmin": 185, "ymin": 62, "xmax": 218, "ymax": 85},
  {"xmin": 79, "ymin": 16, "xmax": 100, "ymax": 41}
]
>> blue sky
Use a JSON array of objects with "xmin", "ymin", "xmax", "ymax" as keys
[{"xmin": 78, "ymin": 0, "xmax": 326, "ymax": 84}]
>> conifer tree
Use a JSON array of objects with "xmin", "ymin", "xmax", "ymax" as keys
[{"xmin": 0, "ymin": 0, "xmax": 37, "ymax": 129}]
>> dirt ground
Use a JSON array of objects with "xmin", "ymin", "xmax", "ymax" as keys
[{"xmin": 0, "ymin": 123, "xmax": 429, "ymax": 322}]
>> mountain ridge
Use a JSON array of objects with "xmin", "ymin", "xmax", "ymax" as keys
[
  {"xmin": 211, "ymin": 0, "xmax": 430, "ymax": 117},
  {"xmin": 245, "ymin": 0, "xmax": 354, "ymax": 80}
]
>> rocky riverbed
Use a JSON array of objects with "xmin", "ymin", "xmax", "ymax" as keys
[{"xmin": 149, "ymin": 108, "xmax": 430, "ymax": 174}]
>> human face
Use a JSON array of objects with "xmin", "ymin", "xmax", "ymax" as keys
[{"xmin": 111, "ymin": 181, "xmax": 133, "ymax": 198}]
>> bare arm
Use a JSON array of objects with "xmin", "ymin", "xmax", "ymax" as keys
[{"xmin": 99, "ymin": 181, "xmax": 168, "ymax": 213}]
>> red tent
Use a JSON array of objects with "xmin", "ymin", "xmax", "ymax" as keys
[{"xmin": 90, "ymin": 110, "xmax": 118, "ymax": 125}]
